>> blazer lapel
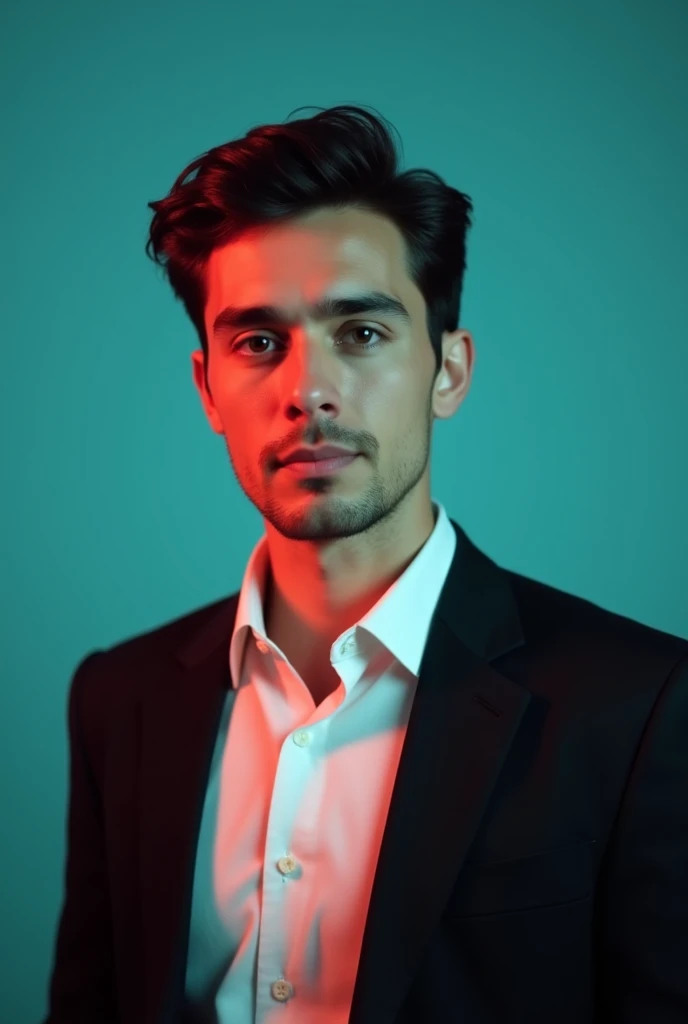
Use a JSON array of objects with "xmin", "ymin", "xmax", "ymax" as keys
[
  {"xmin": 138, "ymin": 520, "xmax": 529, "ymax": 1024},
  {"xmin": 348, "ymin": 522, "xmax": 529, "ymax": 1024},
  {"xmin": 139, "ymin": 601, "xmax": 235, "ymax": 1023}
]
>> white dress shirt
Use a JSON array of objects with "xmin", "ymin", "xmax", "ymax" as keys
[{"xmin": 184, "ymin": 498, "xmax": 457, "ymax": 1023}]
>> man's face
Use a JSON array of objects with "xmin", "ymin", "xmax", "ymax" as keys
[{"xmin": 192, "ymin": 205, "xmax": 470, "ymax": 543}]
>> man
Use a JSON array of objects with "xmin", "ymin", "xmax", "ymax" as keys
[{"xmin": 43, "ymin": 107, "xmax": 688, "ymax": 1023}]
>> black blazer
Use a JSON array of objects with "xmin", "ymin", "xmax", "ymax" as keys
[{"xmin": 43, "ymin": 519, "xmax": 688, "ymax": 1024}]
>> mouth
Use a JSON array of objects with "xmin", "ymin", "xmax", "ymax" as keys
[{"xmin": 280, "ymin": 453, "xmax": 360, "ymax": 477}]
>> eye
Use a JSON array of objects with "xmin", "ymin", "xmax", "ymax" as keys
[{"xmin": 231, "ymin": 324, "xmax": 388, "ymax": 357}]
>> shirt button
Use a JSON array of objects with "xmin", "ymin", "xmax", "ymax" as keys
[
  {"xmin": 256, "ymin": 640, "xmax": 269, "ymax": 653},
  {"xmin": 271, "ymin": 979, "xmax": 294, "ymax": 1002},
  {"xmin": 277, "ymin": 855, "xmax": 297, "ymax": 875},
  {"xmin": 293, "ymin": 730, "xmax": 311, "ymax": 747}
]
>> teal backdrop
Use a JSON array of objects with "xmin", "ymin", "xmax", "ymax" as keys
[{"xmin": 2, "ymin": 0, "xmax": 686, "ymax": 1019}]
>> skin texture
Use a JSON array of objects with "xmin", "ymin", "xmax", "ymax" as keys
[{"xmin": 191, "ymin": 205, "xmax": 475, "ymax": 705}]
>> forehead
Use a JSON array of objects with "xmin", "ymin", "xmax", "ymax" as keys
[{"xmin": 204, "ymin": 206, "xmax": 418, "ymax": 330}]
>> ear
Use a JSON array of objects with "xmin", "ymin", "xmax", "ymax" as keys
[{"xmin": 432, "ymin": 330, "xmax": 475, "ymax": 421}]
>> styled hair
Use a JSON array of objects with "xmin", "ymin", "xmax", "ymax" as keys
[{"xmin": 145, "ymin": 104, "xmax": 474, "ymax": 392}]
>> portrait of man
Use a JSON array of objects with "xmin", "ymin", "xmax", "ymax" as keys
[{"xmin": 42, "ymin": 104, "xmax": 688, "ymax": 1024}]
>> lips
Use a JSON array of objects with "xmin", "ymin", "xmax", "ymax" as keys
[
  {"xmin": 281, "ymin": 446, "xmax": 357, "ymax": 465},
  {"xmin": 281, "ymin": 453, "xmax": 359, "ymax": 477}
]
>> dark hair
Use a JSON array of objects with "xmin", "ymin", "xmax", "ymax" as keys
[{"xmin": 145, "ymin": 104, "xmax": 474, "ymax": 393}]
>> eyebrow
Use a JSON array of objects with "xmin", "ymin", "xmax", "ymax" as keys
[{"xmin": 212, "ymin": 290, "xmax": 413, "ymax": 336}]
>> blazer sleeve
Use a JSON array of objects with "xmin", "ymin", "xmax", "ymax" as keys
[
  {"xmin": 42, "ymin": 652, "xmax": 119, "ymax": 1024},
  {"xmin": 594, "ymin": 649, "xmax": 688, "ymax": 1021}
]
